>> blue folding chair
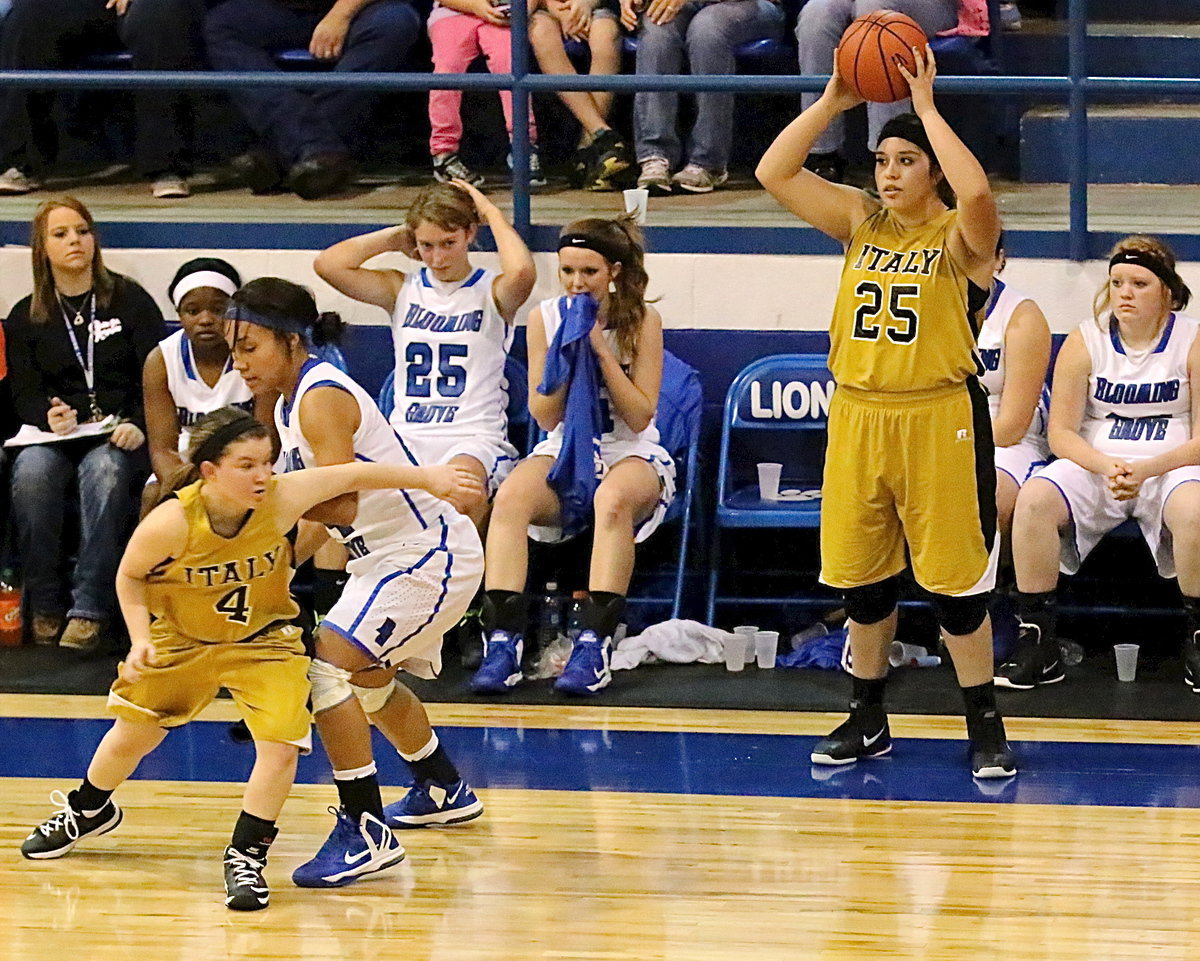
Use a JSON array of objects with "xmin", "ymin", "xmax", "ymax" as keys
[{"xmin": 705, "ymin": 353, "xmax": 834, "ymax": 624}]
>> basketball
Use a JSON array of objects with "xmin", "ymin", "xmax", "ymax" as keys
[{"xmin": 836, "ymin": 10, "xmax": 928, "ymax": 104}]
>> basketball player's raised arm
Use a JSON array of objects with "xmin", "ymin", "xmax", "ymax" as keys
[
  {"xmin": 313, "ymin": 226, "xmax": 411, "ymax": 312},
  {"xmin": 994, "ymin": 298, "xmax": 1052, "ymax": 448},
  {"xmin": 116, "ymin": 500, "xmax": 189, "ymax": 681},
  {"xmin": 592, "ymin": 306, "xmax": 662, "ymax": 434},
  {"xmin": 900, "ymin": 46, "xmax": 1000, "ymax": 268},
  {"xmin": 1046, "ymin": 330, "xmax": 1118, "ymax": 476},
  {"xmin": 142, "ymin": 345, "xmax": 187, "ymax": 483},
  {"xmin": 526, "ymin": 304, "xmax": 568, "ymax": 431},
  {"xmin": 756, "ymin": 69, "xmax": 876, "ymax": 245},
  {"xmin": 272, "ymin": 462, "xmax": 484, "ymax": 529},
  {"xmin": 453, "ymin": 179, "xmax": 536, "ymax": 322}
]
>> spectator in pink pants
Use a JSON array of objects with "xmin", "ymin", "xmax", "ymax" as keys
[{"xmin": 427, "ymin": 0, "xmax": 542, "ymax": 189}]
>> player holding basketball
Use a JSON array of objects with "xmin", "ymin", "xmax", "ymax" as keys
[
  {"xmin": 1000, "ymin": 236, "xmax": 1200, "ymax": 692},
  {"xmin": 226, "ymin": 278, "xmax": 487, "ymax": 890},
  {"xmin": 757, "ymin": 44, "xmax": 1014, "ymax": 777},
  {"xmin": 19, "ymin": 407, "xmax": 481, "ymax": 911}
]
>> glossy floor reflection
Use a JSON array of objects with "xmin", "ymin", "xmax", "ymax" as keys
[{"xmin": 4, "ymin": 716, "xmax": 1200, "ymax": 810}]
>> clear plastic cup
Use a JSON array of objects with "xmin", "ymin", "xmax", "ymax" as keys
[
  {"xmin": 754, "ymin": 630, "xmax": 779, "ymax": 669},
  {"xmin": 757, "ymin": 463, "xmax": 782, "ymax": 501},
  {"xmin": 1114, "ymin": 643, "xmax": 1139, "ymax": 682}
]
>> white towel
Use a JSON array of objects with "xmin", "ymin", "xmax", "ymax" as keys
[{"xmin": 611, "ymin": 619, "xmax": 734, "ymax": 671}]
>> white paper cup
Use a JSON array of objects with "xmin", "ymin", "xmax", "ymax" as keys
[
  {"xmin": 757, "ymin": 462, "xmax": 782, "ymax": 501},
  {"xmin": 623, "ymin": 187, "xmax": 649, "ymax": 225},
  {"xmin": 723, "ymin": 634, "xmax": 749, "ymax": 672},
  {"xmin": 1113, "ymin": 643, "xmax": 1139, "ymax": 682},
  {"xmin": 734, "ymin": 625, "xmax": 758, "ymax": 665},
  {"xmin": 754, "ymin": 630, "xmax": 779, "ymax": 669},
  {"xmin": 888, "ymin": 641, "xmax": 929, "ymax": 668}
]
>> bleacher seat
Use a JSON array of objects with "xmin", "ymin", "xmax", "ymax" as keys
[{"xmin": 705, "ymin": 353, "xmax": 834, "ymax": 623}]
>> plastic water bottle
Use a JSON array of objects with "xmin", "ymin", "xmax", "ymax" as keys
[
  {"xmin": 538, "ymin": 582, "xmax": 565, "ymax": 654},
  {"xmin": 566, "ymin": 590, "xmax": 589, "ymax": 643},
  {"xmin": 0, "ymin": 571, "xmax": 22, "ymax": 646},
  {"xmin": 1059, "ymin": 640, "xmax": 1085, "ymax": 667}
]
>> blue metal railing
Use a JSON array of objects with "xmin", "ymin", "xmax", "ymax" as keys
[{"xmin": 0, "ymin": 0, "xmax": 1185, "ymax": 259}]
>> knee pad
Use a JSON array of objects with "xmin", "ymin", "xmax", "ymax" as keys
[
  {"xmin": 932, "ymin": 592, "xmax": 989, "ymax": 637},
  {"xmin": 351, "ymin": 679, "xmax": 397, "ymax": 715},
  {"xmin": 843, "ymin": 577, "xmax": 899, "ymax": 625},
  {"xmin": 308, "ymin": 658, "xmax": 354, "ymax": 715}
]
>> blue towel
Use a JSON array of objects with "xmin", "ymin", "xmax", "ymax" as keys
[
  {"xmin": 538, "ymin": 294, "xmax": 602, "ymax": 538},
  {"xmin": 776, "ymin": 630, "xmax": 848, "ymax": 670}
]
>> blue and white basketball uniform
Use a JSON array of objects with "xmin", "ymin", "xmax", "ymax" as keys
[
  {"xmin": 978, "ymin": 279, "xmax": 1052, "ymax": 485},
  {"xmin": 529, "ymin": 296, "xmax": 676, "ymax": 544},
  {"xmin": 390, "ymin": 266, "xmax": 519, "ymax": 497},
  {"xmin": 276, "ymin": 358, "xmax": 483, "ymax": 675},
  {"xmin": 160, "ymin": 329, "xmax": 254, "ymax": 454},
  {"xmin": 1033, "ymin": 312, "xmax": 1200, "ymax": 577}
]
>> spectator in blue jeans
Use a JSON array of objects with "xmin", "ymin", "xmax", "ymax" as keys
[
  {"xmin": 4, "ymin": 197, "xmax": 165, "ymax": 652},
  {"xmin": 796, "ymin": 0, "xmax": 959, "ymax": 182},
  {"xmin": 624, "ymin": 0, "xmax": 784, "ymax": 194},
  {"xmin": 205, "ymin": 0, "xmax": 420, "ymax": 200},
  {"xmin": 0, "ymin": 0, "xmax": 211, "ymax": 199}
]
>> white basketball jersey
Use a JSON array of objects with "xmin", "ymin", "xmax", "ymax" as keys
[
  {"xmin": 275, "ymin": 359, "xmax": 453, "ymax": 558},
  {"xmin": 160, "ymin": 329, "xmax": 254, "ymax": 453},
  {"xmin": 390, "ymin": 266, "xmax": 512, "ymax": 443},
  {"xmin": 1079, "ymin": 312, "xmax": 1199, "ymax": 461},
  {"xmin": 977, "ymin": 279, "xmax": 1049, "ymax": 444},
  {"xmin": 539, "ymin": 296, "xmax": 660, "ymax": 447}
]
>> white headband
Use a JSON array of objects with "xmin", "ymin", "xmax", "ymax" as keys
[{"xmin": 171, "ymin": 270, "xmax": 238, "ymax": 308}]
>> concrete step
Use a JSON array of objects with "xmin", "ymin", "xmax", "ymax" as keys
[
  {"xmin": 1020, "ymin": 103, "xmax": 1200, "ymax": 183},
  {"xmin": 1003, "ymin": 21, "xmax": 1200, "ymax": 77}
]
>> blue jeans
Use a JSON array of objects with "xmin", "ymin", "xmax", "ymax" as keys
[
  {"xmin": 634, "ymin": 0, "xmax": 784, "ymax": 172},
  {"xmin": 204, "ymin": 0, "xmax": 420, "ymax": 167},
  {"xmin": 10, "ymin": 439, "xmax": 141, "ymax": 620},
  {"xmin": 796, "ymin": 0, "xmax": 959, "ymax": 154}
]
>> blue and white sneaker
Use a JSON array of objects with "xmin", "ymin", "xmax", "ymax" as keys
[
  {"xmin": 291, "ymin": 807, "xmax": 406, "ymax": 889},
  {"xmin": 554, "ymin": 629, "xmax": 611, "ymax": 695},
  {"xmin": 470, "ymin": 630, "xmax": 523, "ymax": 693},
  {"xmin": 384, "ymin": 779, "xmax": 484, "ymax": 829}
]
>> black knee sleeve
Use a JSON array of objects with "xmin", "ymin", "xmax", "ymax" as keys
[
  {"xmin": 933, "ymin": 592, "xmax": 990, "ymax": 637},
  {"xmin": 842, "ymin": 577, "xmax": 900, "ymax": 626}
]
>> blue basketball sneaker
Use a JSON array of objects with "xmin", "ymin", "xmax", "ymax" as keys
[
  {"xmin": 554, "ymin": 629, "xmax": 612, "ymax": 695},
  {"xmin": 291, "ymin": 807, "xmax": 406, "ymax": 888},
  {"xmin": 384, "ymin": 779, "xmax": 484, "ymax": 829},
  {"xmin": 470, "ymin": 630, "xmax": 523, "ymax": 693}
]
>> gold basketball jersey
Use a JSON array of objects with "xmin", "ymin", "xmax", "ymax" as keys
[
  {"xmin": 146, "ymin": 479, "xmax": 299, "ymax": 643},
  {"xmin": 828, "ymin": 208, "xmax": 982, "ymax": 392}
]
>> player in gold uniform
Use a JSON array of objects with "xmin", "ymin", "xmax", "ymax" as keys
[
  {"xmin": 757, "ymin": 45, "xmax": 1013, "ymax": 778},
  {"xmin": 20, "ymin": 407, "xmax": 481, "ymax": 910}
]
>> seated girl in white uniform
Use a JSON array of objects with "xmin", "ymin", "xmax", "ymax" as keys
[
  {"xmin": 473, "ymin": 215, "xmax": 675, "ymax": 697},
  {"xmin": 1000, "ymin": 235, "xmax": 1200, "ymax": 691}
]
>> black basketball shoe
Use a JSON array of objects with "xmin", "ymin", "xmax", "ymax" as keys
[
  {"xmin": 810, "ymin": 700, "xmax": 892, "ymax": 765},
  {"xmin": 967, "ymin": 709, "xmax": 1018, "ymax": 779},
  {"xmin": 1184, "ymin": 632, "xmax": 1200, "ymax": 694},
  {"xmin": 21, "ymin": 790, "xmax": 123, "ymax": 859},
  {"xmin": 223, "ymin": 845, "xmax": 270, "ymax": 911},
  {"xmin": 994, "ymin": 624, "xmax": 1065, "ymax": 689}
]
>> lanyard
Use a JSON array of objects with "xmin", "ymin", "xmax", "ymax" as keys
[{"xmin": 58, "ymin": 292, "xmax": 102, "ymax": 420}]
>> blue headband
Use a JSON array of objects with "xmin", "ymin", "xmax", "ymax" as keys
[{"xmin": 225, "ymin": 301, "xmax": 309, "ymax": 335}]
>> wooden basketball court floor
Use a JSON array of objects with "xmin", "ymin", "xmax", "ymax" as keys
[{"xmin": 3, "ymin": 692, "xmax": 1198, "ymax": 961}]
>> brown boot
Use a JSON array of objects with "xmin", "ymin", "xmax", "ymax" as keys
[
  {"xmin": 31, "ymin": 613, "xmax": 64, "ymax": 646},
  {"xmin": 59, "ymin": 617, "xmax": 104, "ymax": 654}
]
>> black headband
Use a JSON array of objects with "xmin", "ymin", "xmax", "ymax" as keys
[
  {"xmin": 876, "ymin": 113, "xmax": 935, "ymax": 161},
  {"xmin": 191, "ymin": 414, "xmax": 262, "ymax": 468},
  {"xmin": 558, "ymin": 232, "xmax": 626, "ymax": 264},
  {"xmin": 1109, "ymin": 249, "xmax": 1179, "ymax": 292},
  {"xmin": 226, "ymin": 301, "xmax": 310, "ymax": 335}
]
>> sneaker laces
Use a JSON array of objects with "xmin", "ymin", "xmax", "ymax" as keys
[
  {"xmin": 224, "ymin": 846, "xmax": 266, "ymax": 886},
  {"xmin": 38, "ymin": 790, "xmax": 81, "ymax": 840}
]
